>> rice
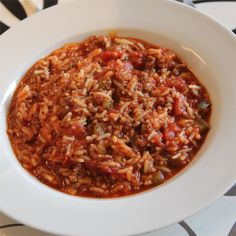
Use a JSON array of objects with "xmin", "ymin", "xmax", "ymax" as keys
[
  {"xmin": 89, "ymin": 187, "xmax": 105, "ymax": 194},
  {"xmin": 148, "ymin": 130, "xmax": 157, "ymax": 141},
  {"xmin": 96, "ymin": 133, "xmax": 111, "ymax": 141},
  {"xmin": 7, "ymin": 34, "xmax": 211, "ymax": 198},
  {"xmin": 114, "ymin": 38, "xmax": 134, "ymax": 45}
]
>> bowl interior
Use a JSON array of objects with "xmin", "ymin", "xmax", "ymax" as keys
[{"xmin": 0, "ymin": 28, "xmax": 219, "ymax": 197}]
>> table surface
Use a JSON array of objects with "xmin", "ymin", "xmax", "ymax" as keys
[{"xmin": 0, "ymin": 1, "xmax": 236, "ymax": 235}]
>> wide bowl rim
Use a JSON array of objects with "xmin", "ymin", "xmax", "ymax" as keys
[{"xmin": 0, "ymin": 0, "xmax": 236, "ymax": 235}]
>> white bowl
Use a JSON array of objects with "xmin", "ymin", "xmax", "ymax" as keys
[{"xmin": 0, "ymin": 0, "xmax": 235, "ymax": 235}]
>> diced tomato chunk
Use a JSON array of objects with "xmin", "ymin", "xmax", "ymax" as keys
[
  {"xmin": 101, "ymin": 50, "xmax": 123, "ymax": 62},
  {"xmin": 173, "ymin": 95, "xmax": 185, "ymax": 116},
  {"xmin": 164, "ymin": 123, "xmax": 179, "ymax": 141},
  {"xmin": 98, "ymin": 165, "xmax": 118, "ymax": 175},
  {"xmin": 130, "ymin": 51, "xmax": 145, "ymax": 68},
  {"xmin": 152, "ymin": 133, "xmax": 164, "ymax": 146},
  {"xmin": 165, "ymin": 77, "xmax": 187, "ymax": 93},
  {"xmin": 106, "ymin": 60, "xmax": 116, "ymax": 68}
]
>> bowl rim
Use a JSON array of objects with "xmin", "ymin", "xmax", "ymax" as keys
[{"xmin": 0, "ymin": 0, "xmax": 236, "ymax": 235}]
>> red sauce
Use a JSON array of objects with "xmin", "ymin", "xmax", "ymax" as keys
[{"xmin": 7, "ymin": 35, "xmax": 211, "ymax": 198}]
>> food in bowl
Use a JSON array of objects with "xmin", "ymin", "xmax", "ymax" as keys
[{"xmin": 7, "ymin": 35, "xmax": 211, "ymax": 198}]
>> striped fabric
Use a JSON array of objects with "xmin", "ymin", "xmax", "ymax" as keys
[{"xmin": 0, "ymin": 1, "xmax": 235, "ymax": 236}]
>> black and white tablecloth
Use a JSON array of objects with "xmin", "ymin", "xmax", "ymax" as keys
[{"xmin": 0, "ymin": 0, "xmax": 235, "ymax": 235}]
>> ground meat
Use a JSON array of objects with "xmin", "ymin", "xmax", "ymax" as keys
[{"xmin": 7, "ymin": 35, "xmax": 211, "ymax": 198}]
